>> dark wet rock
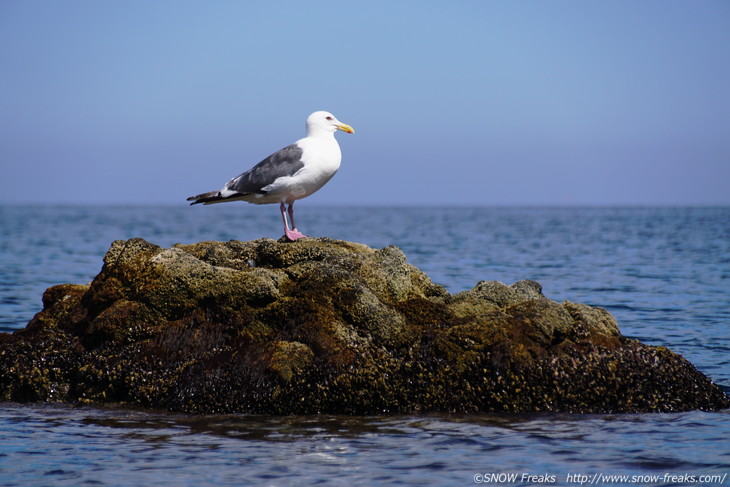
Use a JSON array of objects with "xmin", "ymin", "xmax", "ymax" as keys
[{"xmin": 1, "ymin": 237, "xmax": 727, "ymax": 414}]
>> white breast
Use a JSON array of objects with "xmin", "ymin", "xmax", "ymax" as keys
[{"xmin": 261, "ymin": 135, "xmax": 342, "ymax": 203}]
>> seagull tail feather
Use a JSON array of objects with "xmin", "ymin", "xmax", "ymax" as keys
[
  {"xmin": 187, "ymin": 191, "xmax": 224, "ymax": 205},
  {"xmin": 187, "ymin": 191, "xmax": 253, "ymax": 205}
]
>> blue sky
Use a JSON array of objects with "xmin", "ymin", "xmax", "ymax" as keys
[{"xmin": 1, "ymin": 1, "xmax": 729, "ymax": 206}]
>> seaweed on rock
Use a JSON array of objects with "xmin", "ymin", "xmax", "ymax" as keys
[{"xmin": 1, "ymin": 237, "xmax": 727, "ymax": 414}]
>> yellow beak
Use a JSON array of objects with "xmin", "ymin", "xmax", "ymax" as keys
[{"xmin": 337, "ymin": 123, "xmax": 355, "ymax": 134}]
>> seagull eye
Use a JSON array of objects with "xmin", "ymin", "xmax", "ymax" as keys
[{"xmin": 326, "ymin": 116, "xmax": 333, "ymax": 121}]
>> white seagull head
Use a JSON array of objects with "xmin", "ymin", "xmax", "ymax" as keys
[{"xmin": 306, "ymin": 111, "xmax": 355, "ymax": 137}]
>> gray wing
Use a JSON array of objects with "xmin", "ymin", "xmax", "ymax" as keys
[{"xmin": 227, "ymin": 144, "xmax": 304, "ymax": 194}]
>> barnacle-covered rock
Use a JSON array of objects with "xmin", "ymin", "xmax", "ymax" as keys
[{"xmin": 0, "ymin": 237, "xmax": 727, "ymax": 414}]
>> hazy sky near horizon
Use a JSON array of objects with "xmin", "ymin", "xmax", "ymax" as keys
[{"xmin": 1, "ymin": 1, "xmax": 729, "ymax": 206}]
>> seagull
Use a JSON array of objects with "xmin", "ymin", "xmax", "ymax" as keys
[{"xmin": 187, "ymin": 111, "xmax": 354, "ymax": 241}]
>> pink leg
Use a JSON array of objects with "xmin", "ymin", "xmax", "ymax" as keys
[
  {"xmin": 280, "ymin": 202, "xmax": 307, "ymax": 241},
  {"xmin": 287, "ymin": 202, "xmax": 307, "ymax": 240}
]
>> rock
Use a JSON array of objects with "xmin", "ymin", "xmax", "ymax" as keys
[{"xmin": 0, "ymin": 237, "xmax": 727, "ymax": 414}]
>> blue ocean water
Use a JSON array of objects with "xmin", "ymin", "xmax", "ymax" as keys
[{"xmin": 1, "ymin": 205, "xmax": 729, "ymax": 486}]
